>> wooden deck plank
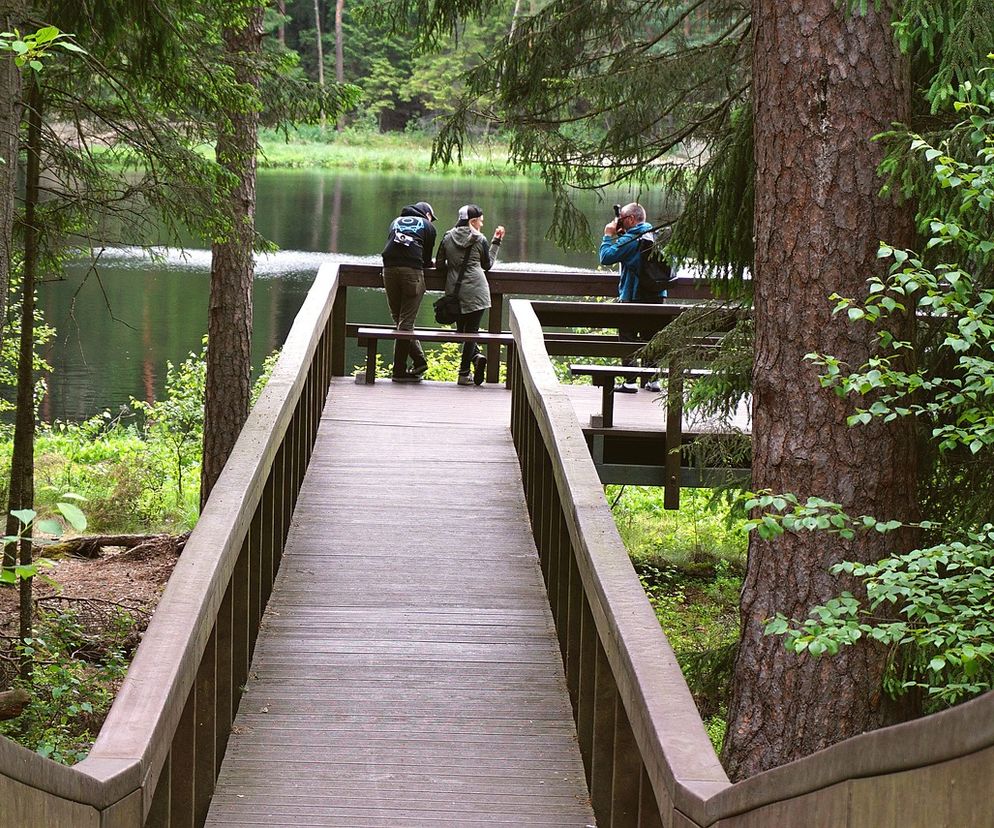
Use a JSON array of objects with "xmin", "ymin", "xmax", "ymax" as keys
[{"xmin": 206, "ymin": 379, "xmax": 595, "ymax": 827}]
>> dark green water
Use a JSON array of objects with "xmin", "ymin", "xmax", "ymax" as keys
[{"xmin": 38, "ymin": 168, "xmax": 670, "ymax": 420}]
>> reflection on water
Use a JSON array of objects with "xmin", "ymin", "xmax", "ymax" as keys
[{"xmin": 39, "ymin": 169, "xmax": 678, "ymax": 420}]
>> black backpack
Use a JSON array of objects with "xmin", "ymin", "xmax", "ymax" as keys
[{"xmin": 636, "ymin": 232, "xmax": 672, "ymax": 302}]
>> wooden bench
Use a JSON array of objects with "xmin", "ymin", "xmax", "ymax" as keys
[
  {"xmin": 354, "ymin": 326, "xmax": 515, "ymax": 385},
  {"xmin": 571, "ymin": 363, "xmax": 713, "ymax": 509},
  {"xmin": 569, "ymin": 364, "xmax": 661, "ymax": 429}
]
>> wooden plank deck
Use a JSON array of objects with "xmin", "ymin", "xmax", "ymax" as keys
[{"xmin": 206, "ymin": 378, "xmax": 596, "ymax": 828}]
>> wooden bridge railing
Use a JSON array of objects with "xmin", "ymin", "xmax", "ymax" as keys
[
  {"xmin": 328, "ymin": 261, "xmax": 712, "ymax": 383},
  {"xmin": 508, "ymin": 296, "xmax": 994, "ymax": 827},
  {"xmin": 0, "ymin": 262, "xmax": 341, "ymax": 827}
]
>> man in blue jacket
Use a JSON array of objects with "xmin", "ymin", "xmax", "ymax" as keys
[
  {"xmin": 599, "ymin": 202, "xmax": 663, "ymax": 393},
  {"xmin": 381, "ymin": 201, "xmax": 437, "ymax": 382}
]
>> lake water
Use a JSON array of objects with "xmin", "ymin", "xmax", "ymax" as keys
[{"xmin": 38, "ymin": 168, "xmax": 671, "ymax": 420}]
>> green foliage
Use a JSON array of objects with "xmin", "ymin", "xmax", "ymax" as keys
[
  {"xmin": 257, "ymin": 127, "xmax": 523, "ymax": 175},
  {"xmin": 760, "ymin": 72, "xmax": 994, "ymax": 708},
  {"xmin": 4, "ymin": 343, "xmax": 280, "ymax": 534},
  {"xmin": 741, "ymin": 492, "xmax": 915, "ymax": 543},
  {"xmin": 769, "ymin": 528, "xmax": 994, "ymax": 706},
  {"xmin": 0, "ymin": 609, "xmax": 134, "ymax": 764},
  {"xmin": 614, "ymin": 487, "xmax": 743, "ymax": 748},
  {"xmin": 129, "ymin": 346, "xmax": 207, "ymax": 511},
  {"xmin": 0, "ymin": 275, "xmax": 56, "ymax": 418},
  {"xmin": 0, "ymin": 499, "xmax": 85, "ymax": 586},
  {"xmin": 608, "ymin": 485, "xmax": 747, "ymax": 568},
  {"xmin": 0, "ymin": 25, "xmax": 84, "ymax": 73},
  {"xmin": 28, "ymin": 417, "xmax": 189, "ymax": 533}
]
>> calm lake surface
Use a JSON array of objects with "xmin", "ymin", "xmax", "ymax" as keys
[{"xmin": 39, "ymin": 168, "xmax": 672, "ymax": 420}]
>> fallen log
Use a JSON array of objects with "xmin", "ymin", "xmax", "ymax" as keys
[
  {"xmin": 44, "ymin": 533, "xmax": 188, "ymax": 560},
  {"xmin": 0, "ymin": 688, "xmax": 30, "ymax": 721}
]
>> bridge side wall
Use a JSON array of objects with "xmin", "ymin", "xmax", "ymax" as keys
[{"xmin": 0, "ymin": 772, "xmax": 100, "ymax": 827}]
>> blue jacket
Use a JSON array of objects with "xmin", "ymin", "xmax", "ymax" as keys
[{"xmin": 599, "ymin": 221, "xmax": 654, "ymax": 301}]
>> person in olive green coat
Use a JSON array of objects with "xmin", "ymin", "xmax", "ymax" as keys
[{"xmin": 434, "ymin": 204, "xmax": 506, "ymax": 385}]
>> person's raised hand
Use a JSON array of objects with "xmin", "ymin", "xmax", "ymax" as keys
[
  {"xmin": 604, "ymin": 220, "xmax": 618, "ymax": 236},
  {"xmin": 493, "ymin": 225, "xmax": 506, "ymax": 240}
]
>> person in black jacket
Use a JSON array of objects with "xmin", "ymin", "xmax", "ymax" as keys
[{"xmin": 381, "ymin": 201, "xmax": 437, "ymax": 382}]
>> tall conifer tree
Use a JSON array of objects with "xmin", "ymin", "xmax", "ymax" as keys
[
  {"xmin": 722, "ymin": 0, "xmax": 918, "ymax": 779},
  {"xmin": 202, "ymin": 3, "xmax": 265, "ymax": 505}
]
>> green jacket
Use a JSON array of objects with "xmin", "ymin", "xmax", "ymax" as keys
[{"xmin": 435, "ymin": 226, "xmax": 501, "ymax": 314}]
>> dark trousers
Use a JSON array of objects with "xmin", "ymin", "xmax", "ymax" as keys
[
  {"xmin": 619, "ymin": 292, "xmax": 663, "ymax": 383},
  {"xmin": 383, "ymin": 266, "xmax": 427, "ymax": 375},
  {"xmin": 456, "ymin": 309, "xmax": 486, "ymax": 376}
]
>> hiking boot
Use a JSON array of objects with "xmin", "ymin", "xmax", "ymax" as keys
[
  {"xmin": 411, "ymin": 362, "xmax": 429, "ymax": 379},
  {"xmin": 472, "ymin": 353, "xmax": 487, "ymax": 385},
  {"xmin": 614, "ymin": 382, "xmax": 638, "ymax": 394},
  {"xmin": 457, "ymin": 374, "xmax": 473, "ymax": 386},
  {"xmin": 644, "ymin": 380, "xmax": 661, "ymax": 393},
  {"xmin": 391, "ymin": 372, "xmax": 423, "ymax": 383}
]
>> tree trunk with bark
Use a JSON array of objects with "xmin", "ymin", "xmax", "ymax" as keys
[
  {"xmin": 723, "ymin": 0, "xmax": 918, "ymax": 780},
  {"xmin": 5, "ymin": 77, "xmax": 41, "ymax": 678},
  {"xmin": 0, "ymin": 1, "xmax": 26, "ymax": 353},
  {"xmin": 313, "ymin": 0, "xmax": 326, "ymax": 126},
  {"xmin": 334, "ymin": 0, "xmax": 344, "ymax": 83},
  {"xmin": 334, "ymin": 0, "xmax": 344, "ymax": 132},
  {"xmin": 276, "ymin": 0, "xmax": 286, "ymax": 45},
  {"xmin": 201, "ymin": 6, "xmax": 264, "ymax": 508}
]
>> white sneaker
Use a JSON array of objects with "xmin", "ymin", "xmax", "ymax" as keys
[
  {"xmin": 644, "ymin": 380, "xmax": 661, "ymax": 393},
  {"xmin": 614, "ymin": 382, "xmax": 638, "ymax": 394}
]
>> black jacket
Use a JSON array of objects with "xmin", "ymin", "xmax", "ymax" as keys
[{"xmin": 381, "ymin": 205, "xmax": 437, "ymax": 269}]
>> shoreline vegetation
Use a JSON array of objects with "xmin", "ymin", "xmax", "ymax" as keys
[
  {"xmin": 82, "ymin": 125, "xmax": 532, "ymax": 178},
  {"xmin": 256, "ymin": 127, "xmax": 529, "ymax": 177}
]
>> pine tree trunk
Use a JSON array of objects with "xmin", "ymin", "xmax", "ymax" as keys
[
  {"xmin": 334, "ymin": 0, "xmax": 344, "ymax": 83},
  {"xmin": 276, "ymin": 0, "xmax": 286, "ymax": 45},
  {"xmin": 201, "ymin": 7, "xmax": 263, "ymax": 508},
  {"xmin": 313, "ymin": 0, "xmax": 326, "ymax": 126},
  {"xmin": 0, "ymin": 1, "xmax": 26, "ymax": 355},
  {"xmin": 334, "ymin": 0, "xmax": 344, "ymax": 132},
  {"xmin": 6, "ymin": 78, "xmax": 41, "ymax": 678},
  {"xmin": 723, "ymin": 0, "xmax": 917, "ymax": 780}
]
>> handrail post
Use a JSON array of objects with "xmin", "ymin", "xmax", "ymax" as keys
[
  {"xmin": 664, "ymin": 355, "xmax": 684, "ymax": 510},
  {"xmin": 487, "ymin": 291, "xmax": 503, "ymax": 384},
  {"xmin": 331, "ymin": 280, "xmax": 347, "ymax": 376}
]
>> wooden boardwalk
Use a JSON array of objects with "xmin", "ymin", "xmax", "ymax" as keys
[{"xmin": 205, "ymin": 378, "xmax": 596, "ymax": 827}]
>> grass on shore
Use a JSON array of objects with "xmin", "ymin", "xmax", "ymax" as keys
[{"xmin": 257, "ymin": 126, "xmax": 531, "ymax": 177}]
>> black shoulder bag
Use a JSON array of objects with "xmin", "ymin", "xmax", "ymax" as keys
[{"xmin": 433, "ymin": 241, "xmax": 477, "ymax": 325}]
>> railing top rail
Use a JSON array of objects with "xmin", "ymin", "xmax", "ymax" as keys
[
  {"xmin": 0, "ymin": 263, "xmax": 341, "ymax": 815},
  {"xmin": 508, "ymin": 298, "xmax": 731, "ymax": 822},
  {"xmin": 335, "ymin": 260, "xmax": 713, "ymax": 300}
]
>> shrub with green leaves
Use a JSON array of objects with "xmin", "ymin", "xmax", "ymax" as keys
[
  {"xmin": 0, "ymin": 608, "xmax": 134, "ymax": 764},
  {"xmin": 1, "ymin": 342, "xmax": 281, "ymax": 534}
]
